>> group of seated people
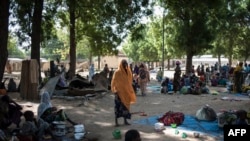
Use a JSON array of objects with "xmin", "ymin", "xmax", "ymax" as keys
[
  {"xmin": 0, "ymin": 91, "xmax": 77, "ymax": 141},
  {"xmin": 160, "ymin": 73, "xmax": 210, "ymax": 95}
]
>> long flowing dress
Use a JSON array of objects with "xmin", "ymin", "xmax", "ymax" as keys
[
  {"xmin": 111, "ymin": 60, "xmax": 136, "ymax": 120},
  {"xmin": 173, "ymin": 65, "xmax": 181, "ymax": 92}
]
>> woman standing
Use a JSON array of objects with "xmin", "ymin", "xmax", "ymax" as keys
[
  {"xmin": 233, "ymin": 62, "xmax": 244, "ymax": 93},
  {"xmin": 111, "ymin": 60, "xmax": 136, "ymax": 126},
  {"xmin": 89, "ymin": 64, "xmax": 95, "ymax": 82},
  {"xmin": 173, "ymin": 61, "xmax": 181, "ymax": 93},
  {"xmin": 138, "ymin": 63, "xmax": 150, "ymax": 96}
]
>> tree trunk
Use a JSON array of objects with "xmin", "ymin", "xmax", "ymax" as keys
[
  {"xmin": 98, "ymin": 55, "xmax": 101, "ymax": 70},
  {"xmin": 185, "ymin": 52, "xmax": 193, "ymax": 75},
  {"xmin": 31, "ymin": 0, "xmax": 43, "ymax": 83},
  {"xmin": 68, "ymin": 0, "xmax": 76, "ymax": 79},
  {"xmin": 167, "ymin": 58, "xmax": 170, "ymax": 70},
  {"xmin": 89, "ymin": 51, "xmax": 92, "ymax": 66},
  {"xmin": 228, "ymin": 37, "xmax": 234, "ymax": 67},
  {"xmin": 0, "ymin": 0, "xmax": 10, "ymax": 82},
  {"xmin": 217, "ymin": 54, "xmax": 221, "ymax": 70},
  {"xmin": 243, "ymin": 46, "xmax": 249, "ymax": 63}
]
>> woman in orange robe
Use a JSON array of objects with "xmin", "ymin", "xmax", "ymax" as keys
[{"xmin": 111, "ymin": 59, "xmax": 136, "ymax": 126}]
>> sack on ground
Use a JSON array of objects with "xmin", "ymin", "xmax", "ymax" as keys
[
  {"xmin": 180, "ymin": 86, "xmax": 189, "ymax": 94},
  {"xmin": 195, "ymin": 105, "xmax": 217, "ymax": 121},
  {"xmin": 158, "ymin": 111, "xmax": 184, "ymax": 126},
  {"xmin": 217, "ymin": 111, "xmax": 237, "ymax": 127}
]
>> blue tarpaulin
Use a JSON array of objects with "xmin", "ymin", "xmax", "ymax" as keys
[{"xmin": 133, "ymin": 115, "xmax": 223, "ymax": 138}]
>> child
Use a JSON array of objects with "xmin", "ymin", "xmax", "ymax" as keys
[
  {"xmin": 18, "ymin": 110, "xmax": 54, "ymax": 141},
  {"xmin": 125, "ymin": 129, "xmax": 141, "ymax": 141},
  {"xmin": 161, "ymin": 77, "xmax": 169, "ymax": 94}
]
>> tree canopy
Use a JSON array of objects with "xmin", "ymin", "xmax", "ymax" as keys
[{"xmin": 1, "ymin": 0, "xmax": 250, "ymax": 83}]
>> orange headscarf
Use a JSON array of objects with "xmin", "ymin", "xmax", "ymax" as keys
[{"xmin": 111, "ymin": 60, "xmax": 136, "ymax": 110}]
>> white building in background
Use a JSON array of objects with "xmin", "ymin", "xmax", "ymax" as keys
[
  {"xmin": 192, "ymin": 55, "xmax": 229, "ymax": 67},
  {"xmin": 98, "ymin": 51, "xmax": 128, "ymax": 70}
]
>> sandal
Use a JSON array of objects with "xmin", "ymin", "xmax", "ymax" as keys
[{"xmin": 140, "ymin": 112, "xmax": 147, "ymax": 116}]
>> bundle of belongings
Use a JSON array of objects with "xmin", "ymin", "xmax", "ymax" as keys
[
  {"xmin": 242, "ymin": 74, "xmax": 250, "ymax": 93},
  {"xmin": 195, "ymin": 104, "xmax": 217, "ymax": 121},
  {"xmin": 217, "ymin": 109, "xmax": 250, "ymax": 128},
  {"xmin": 157, "ymin": 111, "xmax": 185, "ymax": 126},
  {"xmin": 195, "ymin": 105, "xmax": 250, "ymax": 128}
]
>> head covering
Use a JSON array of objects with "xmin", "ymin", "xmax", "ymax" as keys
[
  {"xmin": 37, "ymin": 91, "xmax": 52, "ymax": 118},
  {"xmin": 111, "ymin": 59, "xmax": 136, "ymax": 110},
  {"xmin": 176, "ymin": 61, "xmax": 180, "ymax": 65}
]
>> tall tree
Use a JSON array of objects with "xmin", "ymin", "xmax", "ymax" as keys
[
  {"xmin": 31, "ymin": 0, "xmax": 44, "ymax": 82},
  {"xmin": 13, "ymin": 0, "xmax": 58, "ymax": 82},
  {"xmin": 57, "ymin": 0, "xmax": 152, "ymax": 78},
  {"xmin": 0, "ymin": 0, "xmax": 10, "ymax": 82},
  {"xmin": 67, "ymin": 0, "xmax": 77, "ymax": 79},
  {"xmin": 123, "ymin": 23, "xmax": 160, "ymax": 63},
  {"xmin": 217, "ymin": 0, "xmax": 239, "ymax": 66},
  {"xmin": 162, "ymin": 0, "xmax": 221, "ymax": 74},
  {"xmin": 234, "ymin": 27, "xmax": 250, "ymax": 62}
]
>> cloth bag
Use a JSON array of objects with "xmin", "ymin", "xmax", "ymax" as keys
[
  {"xmin": 196, "ymin": 105, "xmax": 217, "ymax": 121},
  {"xmin": 158, "ymin": 111, "xmax": 184, "ymax": 126}
]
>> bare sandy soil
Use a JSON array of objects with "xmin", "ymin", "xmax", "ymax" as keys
[{"xmin": 7, "ymin": 79, "xmax": 250, "ymax": 141}]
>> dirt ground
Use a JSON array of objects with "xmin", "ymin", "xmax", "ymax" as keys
[{"xmin": 7, "ymin": 79, "xmax": 250, "ymax": 141}]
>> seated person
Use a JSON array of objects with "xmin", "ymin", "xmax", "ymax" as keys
[
  {"xmin": 199, "ymin": 74, "xmax": 205, "ymax": 82},
  {"xmin": 161, "ymin": 77, "xmax": 169, "ymax": 94},
  {"xmin": 235, "ymin": 110, "xmax": 248, "ymax": 125},
  {"xmin": 210, "ymin": 75, "xmax": 218, "ymax": 86},
  {"xmin": 17, "ymin": 110, "xmax": 55, "ymax": 141},
  {"xmin": 189, "ymin": 81, "xmax": 202, "ymax": 95},
  {"xmin": 0, "ymin": 95, "xmax": 23, "ymax": 129},
  {"xmin": 7, "ymin": 78, "xmax": 17, "ymax": 92},
  {"xmin": 37, "ymin": 91, "xmax": 77, "ymax": 126}
]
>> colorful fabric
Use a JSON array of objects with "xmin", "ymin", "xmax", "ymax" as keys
[
  {"xmin": 114, "ymin": 95, "xmax": 131, "ymax": 119},
  {"xmin": 158, "ymin": 111, "xmax": 185, "ymax": 126},
  {"xmin": 111, "ymin": 60, "xmax": 136, "ymax": 111},
  {"xmin": 40, "ymin": 108, "xmax": 67, "ymax": 123}
]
